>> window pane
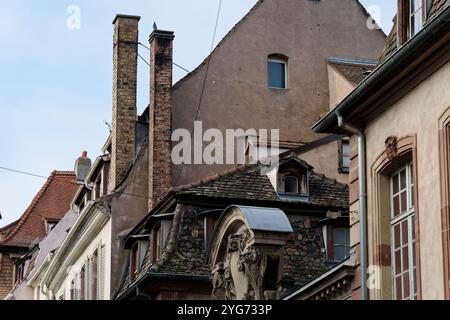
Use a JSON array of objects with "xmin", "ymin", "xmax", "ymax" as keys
[
  {"xmin": 342, "ymin": 143, "xmax": 349, "ymax": 156},
  {"xmin": 393, "ymin": 195, "xmax": 400, "ymax": 216},
  {"xmin": 396, "ymin": 276, "xmax": 402, "ymax": 299},
  {"xmin": 268, "ymin": 61, "xmax": 286, "ymax": 88},
  {"xmin": 342, "ymin": 155, "xmax": 350, "ymax": 168},
  {"xmin": 400, "ymin": 169, "xmax": 407, "ymax": 190},
  {"xmin": 393, "ymin": 174, "xmax": 399, "ymax": 194},
  {"xmin": 395, "ymin": 249, "xmax": 402, "ymax": 275},
  {"xmin": 285, "ymin": 176, "xmax": 299, "ymax": 193},
  {"xmin": 403, "ymin": 272, "xmax": 410, "ymax": 299},
  {"xmin": 402, "ymin": 220, "xmax": 409, "ymax": 246},
  {"xmin": 394, "ymin": 224, "xmax": 401, "ymax": 248},
  {"xmin": 402, "ymin": 247, "xmax": 410, "ymax": 271},
  {"xmin": 400, "ymin": 191, "xmax": 407, "ymax": 213},
  {"xmin": 334, "ymin": 229, "xmax": 345, "ymax": 245},
  {"xmin": 334, "ymin": 246, "xmax": 345, "ymax": 261}
]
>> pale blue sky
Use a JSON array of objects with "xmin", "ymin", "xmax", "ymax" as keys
[{"xmin": 0, "ymin": 0, "xmax": 396, "ymax": 227}]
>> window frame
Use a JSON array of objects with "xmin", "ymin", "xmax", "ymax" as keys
[
  {"xmin": 338, "ymin": 139, "xmax": 350, "ymax": 174},
  {"xmin": 398, "ymin": 0, "xmax": 428, "ymax": 44},
  {"xmin": 268, "ymin": 57, "xmax": 288, "ymax": 90},
  {"xmin": 390, "ymin": 162, "xmax": 417, "ymax": 300},
  {"xmin": 332, "ymin": 228, "xmax": 351, "ymax": 262}
]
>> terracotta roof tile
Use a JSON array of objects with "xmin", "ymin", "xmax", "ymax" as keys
[{"xmin": 0, "ymin": 171, "xmax": 78, "ymax": 248}]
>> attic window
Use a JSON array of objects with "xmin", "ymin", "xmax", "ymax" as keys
[
  {"xmin": 284, "ymin": 176, "xmax": 299, "ymax": 194},
  {"xmin": 277, "ymin": 160, "xmax": 309, "ymax": 197},
  {"xmin": 268, "ymin": 54, "xmax": 288, "ymax": 89},
  {"xmin": 45, "ymin": 219, "xmax": 59, "ymax": 234},
  {"xmin": 399, "ymin": 0, "xmax": 427, "ymax": 43}
]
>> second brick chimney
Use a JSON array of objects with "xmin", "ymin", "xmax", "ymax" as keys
[
  {"xmin": 110, "ymin": 15, "xmax": 140, "ymax": 190},
  {"xmin": 148, "ymin": 29, "xmax": 175, "ymax": 209}
]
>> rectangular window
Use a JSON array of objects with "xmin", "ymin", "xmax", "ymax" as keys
[
  {"xmin": 268, "ymin": 59, "xmax": 287, "ymax": 89},
  {"xmin": 333, "ymin": 228, "xmax": 350, "ymax": 261},
  {"xmin": 339, "ymin": 139, "xmax": 350, "ymax": 173},
  {"xmin": 391, "ymin": 163, "xmax": 417, "ymax": 300},
  {"xmin": 410, "ymin": 0, "xmax": 423, "ymax": 37}
]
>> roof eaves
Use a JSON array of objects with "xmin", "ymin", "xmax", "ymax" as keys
[{"xmin": 312, "ymin": 5, "xmax": 450, "ymax": 133}]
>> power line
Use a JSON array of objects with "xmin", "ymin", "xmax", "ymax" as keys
[
  {"xmin": 138, "ymin": 42, "xmax": 190, "ymax": 73},
  {"xmin": 0, "ymin": 165, "xmax": 151, "ymax": 200},
  {"xmin": 174, "ymin": 0, "xmax": 223, "ymax": 184},
  {"xmin": 0, "ymin": 166, "xmax": 48, "ymax": 179},
  {"xmin": 138, "ymin": 53, "xmax": 150, "ymax": 67}
]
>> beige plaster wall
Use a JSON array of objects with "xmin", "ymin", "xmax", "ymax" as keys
[
  {"xmin": 327, "ymin": 65, "xmax": 355, "ymax": 110},
  {"xmin": 300, "ymin": 140, "xmax": 349, "ymax": 184}
]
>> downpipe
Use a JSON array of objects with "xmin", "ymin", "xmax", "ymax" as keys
[{"xmin": 336, "ymin": 113, "xmax": 368, "ymax": 300}]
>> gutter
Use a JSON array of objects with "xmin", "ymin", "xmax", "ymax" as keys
[
  {"xmin": 336, "ymin": 113, "xmax": 368, "ymax": 300},
  {"xmin": 313, "ymin": 5, "xmax": 450, "ymax": 133}
]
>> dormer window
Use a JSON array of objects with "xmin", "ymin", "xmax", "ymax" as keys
[
  {"xmin": 277, "ymin": 159, "xmax": 311, "ymax": 197},
  {"xmin": 45, "ymin": 219, "xmax": 59, "ymax": 234},
  {"xmin": 410, "ymin": 0, "xmax": 423, "ymax": 37},
  {"xmin": 399, "ymin": 0, "xmax": 429, "ymax": 44}
]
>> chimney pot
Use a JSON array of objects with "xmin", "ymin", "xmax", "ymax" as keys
[{"xmin": 74, "ymin": 152, "xmax": 92, "ymax": 185}]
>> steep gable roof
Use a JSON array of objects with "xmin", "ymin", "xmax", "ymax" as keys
[
  {"xmin": 0, "ymin": 171, "xmax": 78, "ymax": 248},
  {"xmin": 173, "ymin": 0, "xmax": 384, "ymax": 90}
]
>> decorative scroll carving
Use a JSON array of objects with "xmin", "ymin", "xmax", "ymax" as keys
[
  {"xmin": 385, "ymin": 136, "xmax": 398, "ymax": 161},
  {"xmin": 210, "ymin": 206, "xmax": 293, "ymax": 301}
]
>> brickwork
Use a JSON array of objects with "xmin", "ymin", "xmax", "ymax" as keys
[
  {"xmin": 148, "ymin": 30, "xmax": 175, "ymax": 209},
  {"xmin": 110, "ymin": 15, "xmax": 139, "ymax": 190},
  {"xmin": 0, "ymin": 254, "xmax": 14, "ymax": 299}
]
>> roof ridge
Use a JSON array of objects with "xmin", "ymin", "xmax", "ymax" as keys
[
  {"xmin": 53, "ymin": 171, "xmax": 75, "ymax": 176},
  {"xmin": 0, "ymin": 171, "xmax": 75, "ymax": 246}
]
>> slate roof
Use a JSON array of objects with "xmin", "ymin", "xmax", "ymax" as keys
[
  {"xmin": 175, "ymin": 161, "xmax": 349, "ymax": 209},
  {"xmin": 0, "ymin": 171, "xmax": 78, "ymax": 248},
  {"xmin": 328, "ymin": 60, "xmax": 377, "ymax": 86},
  {"xmin": 379, "ymin": 0, "xmax": 449, "ymax": 62},
  {"xmin": 116, "ymin": 155, "xmax": 349, "ymax": 299}
]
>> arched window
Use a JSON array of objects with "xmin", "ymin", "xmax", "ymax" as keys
[
  {"xmin": 268, "ymin": 54, "xmax": 288, "ymax": 89},
  {"xmin": 284, "ymin": 175, "xmax": 299, "ymax": 194}
]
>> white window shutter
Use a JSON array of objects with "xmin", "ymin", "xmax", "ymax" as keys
[{"xmin": 98, "ymin": 244, "xmax": 106, "ymax": 300}]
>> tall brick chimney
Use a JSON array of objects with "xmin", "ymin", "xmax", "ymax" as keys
[
  {"xmin": 148, "ymin": 29, "xmax": 175, "ymax": 209},
  {"xmin": 110, "ymin": 15, "xmax": 140, "ymax": 190}
]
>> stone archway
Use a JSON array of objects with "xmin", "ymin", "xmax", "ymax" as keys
[{"xmin": 208, "ymin": 206, "xmax": 293, "ymax": 300}]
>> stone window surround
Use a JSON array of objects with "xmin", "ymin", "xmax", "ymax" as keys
[
  {"xmin": 438, "ymin": 106, "xmax": 450, "ymax": 299},
  {"xmin": 369, "ymin": 134, "xmax": 422, "ymax": 300}
]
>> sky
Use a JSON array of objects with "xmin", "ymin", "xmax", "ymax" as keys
[{"xmin": 0, "ymin": 0, "xmax": 396, "ymax": 227}]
